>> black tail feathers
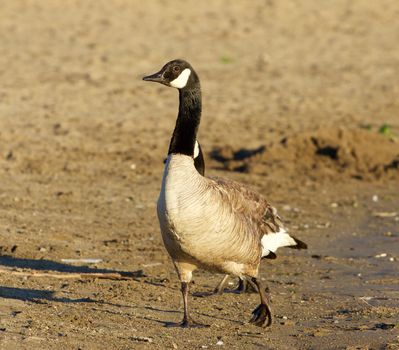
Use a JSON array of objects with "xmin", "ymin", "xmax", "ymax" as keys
[{"xmin": 290, "ymin": 236, "xmax": 308, "ymax": 250}]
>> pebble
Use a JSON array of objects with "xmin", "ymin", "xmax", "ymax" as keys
[
  {"xmin": 373, "ymin": 212, "xmax": 397, "ymax": 218},
  {"xmin": 130, "ymin": 336, "xmax": 153, "ymax": 343},
  {"xmin": 372, "ymin": 195, "xmax": 378, "ymax": 202},
  {"xmin": 216, "ymin": 340, "xmax": 224, "ymax": 346},
  {"xmin": 374, "ymin": 253, "xmax": 387, "ymax": 258},
  {"xmin": 282, "ymin": 205, "xmax": 291, "ymax": 211},
  {"xmin": 330, "ymin": 203, "xmax": 338, "ymax": 208}
]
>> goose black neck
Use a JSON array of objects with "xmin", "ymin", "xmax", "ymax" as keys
[{"xmin": 168, "ymin": 85, "xmax": 202, "ymax": 157}]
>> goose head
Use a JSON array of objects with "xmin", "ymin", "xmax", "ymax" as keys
[{"xmin": 143, "ymin": 59, "xmax": 198, "ymax": 89}]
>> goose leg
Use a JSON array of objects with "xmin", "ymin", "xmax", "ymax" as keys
[
  {"xmin": 213, "ymin": 275, "xmax": 230, "ymax": 295},
  {"xmin": 248, "ymin": 277, "xmax": 272, "ymax": 327},
  {"xmin": 232, "ymin": 277, "xmax": 258, "ymax": 294},
  {"xmin": 214, "ymin": 276, "xmax": 258, "ymax": 295},
  {"xmin": 167, "ymin": 282, "xmax": 209, "ymax": 328}
]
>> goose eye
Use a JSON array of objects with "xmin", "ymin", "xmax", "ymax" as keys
[{"xmin": 173, "ymin": 66, "xmax": 180, "ymax": 73}]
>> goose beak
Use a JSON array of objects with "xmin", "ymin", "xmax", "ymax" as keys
[{"xmin": 143, "ymin": 70, "xmax": 165, "ymax": 84}]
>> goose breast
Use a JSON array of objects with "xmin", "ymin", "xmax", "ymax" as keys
[{"xmin": 157, "ymin": 154, "xmax": 262, "ymax": 273}]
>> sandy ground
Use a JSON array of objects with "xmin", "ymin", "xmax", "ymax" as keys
[{"xmin": 0, "ymin": 1, "xmax": 398, "ymax": 349}]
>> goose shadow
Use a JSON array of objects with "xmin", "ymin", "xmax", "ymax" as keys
[
  {"xmin": 0, "ymin": 286, "xmax": 132, "ymax": 308},
  {"xmin": 142, "ymin": 305, "xmax": 243, "ymax": 326},
  {"xmin": 0, "ymin": 286, "xmax": 96, "ymax": 304},
  {"xmin": 0, "ymin": 255, "xmax": 143, "ymax": 278},
  {"xmin": 0, "ymin": 256, "xmax": 144, "ymax": 306}
]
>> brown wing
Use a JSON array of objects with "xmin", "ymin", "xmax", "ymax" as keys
[
  {"xmin": 207, "ymin": 176, "xmax": 284, "ymax": 237},
  {"xmin": 207, "ymin": 176, "xmax": 307, "ymax": 254}
]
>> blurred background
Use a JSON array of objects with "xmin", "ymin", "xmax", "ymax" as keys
[
  {"xmin": 0, "ymin": 1, "xmax": 398, "ymax": 349},
  {"xmin": 1, "ymin": 0, "xmax": 398, "ymax": 148}
]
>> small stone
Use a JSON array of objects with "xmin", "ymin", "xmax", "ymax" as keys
[
  {"xmin": 357, "ymin": 325, "xmax": 369, "ymax": 331},
  {"xmin": 216, "ymin": 340, "xmax": 224, "ymax": 346},
  {"xmin": 313, "ymin": 328, "xmax": 331, "ymax": 337},
  {"xmin": 330, "ymin": 203, "xmax": 338, "ymax": 208},
  {"xmin": 373, "ymin": 212, "xmax": 397, "ymax": 218},
  {"xmin": 6, "ymin": 150, "xmax": 14, "ymax": 160},
  {"xmin": 389, "ymin": 257, "xmax": 395, "ymax": 262},
  {"xmin": 130, "ymin": 163, "xmax": 137, "ymax": 170},
  {"xmin": 374, "ymin": 323, "xmax": 395, "ymax": 330},
  {"xmin": 375, "ymin": 253, "xmax": 387, "ymax": 258},
  {"xmin": 130, "ymin": 336, "xmax": 153, "ymax": 343},
  {"xmin": 372, "ymin": 195, "xmax": 378, "ymax": 202},
  {"xmin": 311, "ymin": 254, "xmax": 322, "ymax": 259}
]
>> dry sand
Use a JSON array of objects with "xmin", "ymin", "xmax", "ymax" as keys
[{"xmin": 0, "ymin": 1, "xmax": 398, "ymax": 349}]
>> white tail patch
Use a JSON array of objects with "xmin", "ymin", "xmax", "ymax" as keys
[
  {"xmin": 261, "ymin": 228, "xmax": 297, "ymax": 257},
  {"xmin": 170, "ymin": 68, "xmax": 191, "ymax": 88},
  {"xmin": 194, "ymin": 140, "xmax": 200, "ymax": 158}
]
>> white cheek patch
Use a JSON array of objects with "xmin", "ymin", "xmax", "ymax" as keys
[
  {"xmin": 170, "ymin": 68, "xmax": 191, "ymax": 88},
  {"xmin": 194, "ymin": 140, "xmax": 200, "ymax": 158}
]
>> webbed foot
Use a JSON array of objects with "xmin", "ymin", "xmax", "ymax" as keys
[{"xmin": 249, "ymin": 303, "xmax": 273, "ymax": 327}]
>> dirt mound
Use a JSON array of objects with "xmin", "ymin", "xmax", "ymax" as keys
[{"xmin": 212, "ymin": 128, "xmax": 399, "ymax": 181}]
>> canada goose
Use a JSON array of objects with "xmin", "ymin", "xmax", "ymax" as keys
[{"xmin": 143, "ymin": 59, "xmax": 307, "ymax": 328}]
